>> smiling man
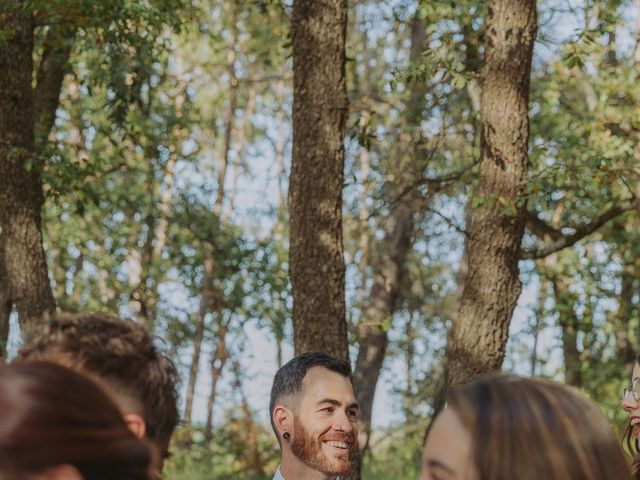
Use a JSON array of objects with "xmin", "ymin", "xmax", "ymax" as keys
[{"xmin": 269, "ymin": 352, "xmax": 359, "ymax": 480}]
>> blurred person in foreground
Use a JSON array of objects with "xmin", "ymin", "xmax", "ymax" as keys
[
  {"xmin": 420, "ymin": 374, "xmax": 631, "ymax": 480},
  {"xmin": 620, "ymin": 352, "xmax": 640, "ymax": 478},
  {"xmin": 17, "ymin": 312, "xmax": 179, "ymax": 473},
  {"xmin": 269, "ymin": 352, "xmax": 359, "ymax": 480},
  {"xmin": 0, "ymin": 361, "xmax": 153, "ymax": 480}
]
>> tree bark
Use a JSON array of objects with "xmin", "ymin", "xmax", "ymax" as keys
[
  {"xmin": 446, "ymin": 0, "xmax": 537, "ymax": 386},
  {"xmin": 183, "ymin": 4, "xmax": 239, "ymax": 424},
  {"xmin": 289, "ymin": 0, "xmax": 349, "ymax": 359},
  {"xmin": 0, "ymin": 7, "xmax": 56, "ymax": 329},
  {"xmin": 34, "ymin": 22, "xmax": 77, "ymax": 148},
  {"xmin": 232, "ymin": 359, "xmax": 266, "ymax": 478},
  {"xmin": 204, "ymin": 316, "xmax": 230, "ymax": 442},
  {"xmin": 615, "ymin": 263, "xmax": 637, "ymax": 366},
  {"xmin": 634, "ymin": 0, "xmax": 640, "ymax": 69},
  {"xmin": 183, "ymin": 257, "xmax": 214, "ymax": 424},
  {"xmin": 347, "ymin": 12, "xmax": 428, "ymax": 480},
  {"xmin": 529, "ymin": 277, "xmax": 548, "ymax": 376},
  {"xmin": 544, "ymin": 255, "xmax": 583, "ymax": 387}
]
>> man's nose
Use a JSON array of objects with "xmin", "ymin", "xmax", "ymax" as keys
[{"xmin": 334, "ymin": 411, "xmax": 355, "ymax": 433}]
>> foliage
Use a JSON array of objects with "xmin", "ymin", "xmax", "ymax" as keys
[{"xmin": 7, "ymin": 0, "xmax": 640, "ymax": 477}]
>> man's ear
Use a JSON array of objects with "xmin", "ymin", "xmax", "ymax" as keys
[
  {"xmin": 123, "ymin": 412, "xmax": 147, "ymax": 439},
  {"xmin": 273, "ymin": 404, "xmax": 292, "ymax": 436},
  {"xmin": 37, "ymin": 464, "xmax": 83, "ymax": 480}
]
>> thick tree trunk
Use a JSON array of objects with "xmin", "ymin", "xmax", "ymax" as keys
[
  {"xmin": 289, "ymin": 0, "xmax": 349, "ymax": 359},
  {"xmin": 446, "ymin": 0, "xmax": 537, "ymax": 386},
  {"xmin": 0, "ymin": 8, "xmax": 56, "ymax": 329}
]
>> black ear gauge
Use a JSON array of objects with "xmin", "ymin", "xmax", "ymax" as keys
[{"xmin": 283, "ymin": 432, "xmax": 291, "ymax": 440}]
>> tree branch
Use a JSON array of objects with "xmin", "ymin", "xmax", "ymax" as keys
[
  {"xmin": 524, "ymin": 210, "xmax": 563, "ymax": 241},
  {"xmin": 521, "ymin": 198, "xmax": 640, "ymax": 259},
  {"xmin": 34, "ymin": 22, "xmax": 77, "ymax": 149}
]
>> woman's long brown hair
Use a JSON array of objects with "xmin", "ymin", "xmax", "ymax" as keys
[{"xmin": 447, "ymin": 374, "xmax": 632, "ymax": 480}]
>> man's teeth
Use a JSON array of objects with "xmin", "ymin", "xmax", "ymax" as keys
[
  {"xmin": 632, "ymin": 418, "xmax": 640, "ymax": 427},
  {"xmin": 326, "ymin": 441, "xmax": 349, "ymax": 449}
]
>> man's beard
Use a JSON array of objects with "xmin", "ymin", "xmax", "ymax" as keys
[{"xmin": 290, "ymin": 416, "xmax": 353, "ymax": 477}]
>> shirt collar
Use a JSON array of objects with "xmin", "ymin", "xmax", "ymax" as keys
[
  {"xmin": 274, "ymin": 465, "xmax": 341, "ymax": 480},
  {"xmin": 273, "ymin": 466, "xmax": 285, "ymax": 480}
]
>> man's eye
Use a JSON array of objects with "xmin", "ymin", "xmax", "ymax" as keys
[
  {"xmin": 348, "ymin": 410, "xmax": 358, "ymax": 420},
  {"xmin": 322, "ymin": 407, "xmax": 334, "ymax": 413}
]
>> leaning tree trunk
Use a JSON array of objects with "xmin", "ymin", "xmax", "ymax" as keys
[
  {"xmin": 289, "ymin": 0, "xmax": 349, "ymax": 359},
  {"xmin": 446, "ymin": 0, "xmax": 537, "ymax": 386},
  {"xmin": 0, "ymin": 7, "xmax": 56, "ymax": 329}
]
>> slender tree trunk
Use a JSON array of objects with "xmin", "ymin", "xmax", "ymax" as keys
[
  {"xmin": 225, "ymin": 84, "xmax": 256, "ymax": 223},
  {"xmin": 348, "ymin": 14, "xmax": 427, "ymax": 480},
  {"xmin": 183, "ymin": 5, "xmax": 239, "ymax": 424},
  {"xmin": 634, "ymin": 0, "xmax": 640, "ymax": 69},
  {"xmin": 274, "ymin": 78, "xmax": 288, "ymax": 370},
  {"xmin": 446, "ymin": 0, "xmax": 537, "ymax": 386},
  {"xmin": 289, "ymin": 0, "xmax": 349, "ymax": 359},
  {"xmin": 529, "ymin": 277, "xmax": 548, "ymax": 376},
  {"xmin": 204, "ymin": 319, "xmax": 229, "ymax": 442},
  {"xmin": 615, "ymin": 260, "xmax": 637, "ymax": 365},
  {"xmin": 404, "ymin": 311, "xmax": 417, "ymax": 425},
  {"xmin": 0, "ymin": 7, "xmax": 56, "ymax": 329},
  {"xmin": 182, "ymin": 262, "xmax": 212, "ymax": 424},
  {"xmin": 232, "ymin": 359, "xmax": 266, "ymax": 478},
  {"xmin": 357, "ymin": 118, "xmax": 371, "ymax": 312},
  {"xmin": 543, "ymin": 257, "xmax": 582, "ymax": 387}
]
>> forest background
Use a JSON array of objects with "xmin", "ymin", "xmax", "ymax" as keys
[{"xmin": 1, "ymin": 0, "xmax": 640, "ymax": 479}]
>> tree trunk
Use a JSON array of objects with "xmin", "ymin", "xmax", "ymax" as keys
[
  {"xmin": 356, "ymin": 118, "xmax": 371, "ymax": 312},
  {"xmin": 34, "ymin": 22, "xmax": 77, "ymax": 148},
  {"xmin": 446, "ymin": 0, "xmax": 537, "ymax": 386},
  {"xmin": 204, "ymin": 317, "xmax": 230, "ymax": 442},
  {"xmin": 347, "ymin": 14, "xmax": 427, "ymax": 480},
  {"xmin": 183, "ymin": 256, "xmax": 214, "ymax": 424},
  {"xmin": 0, "ymin": 7, "xmax": 56, "ymax": 329},
  {"xmin": 345, "ymin": 11, "xmax": 429, "ymax": 478},
  {"xmin": 614, "ymin": 261, "xmax": 637, "ymax": 365},
  {"xmin": 529, "ymin": 277, "xmax": 548, "ymax": 376},
  {"xmin": 634, "ymin": 0, "xmax": 640, "ymax": 69},
  {"xmin": 232, "ymin": 359, "xmax": 266, "ymax": 478},
  {"xmin": 404, "ymin": 311, "xmax": 417, "ymax": 425},
  {"xmin": 289, "ymin": 0, "xmax": 349, "ymax": 360},
  {"xmin": 183, "ymin": 5, "xmax": 239, "ymax": 424},
  {"xmin": 547, "ymin": 262, "xmax": 582, "ymax": 387}
]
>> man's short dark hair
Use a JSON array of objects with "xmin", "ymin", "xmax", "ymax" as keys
[
  {"xmin": 17, "ymin": 312, "xmax": 180, "ymax": 442},
  {"xmin": 269, "ymin": 352, "xmax": 352, "ymax": 441}
]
